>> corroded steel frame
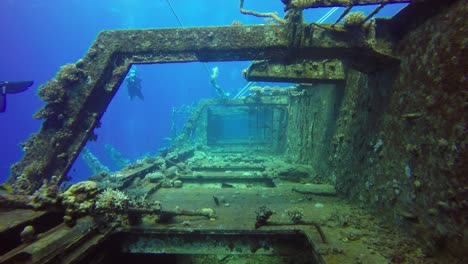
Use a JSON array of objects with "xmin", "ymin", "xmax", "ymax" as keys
[
  {"xmin": 286, "ymin": 0, "xmax": 411, "ymax": 9},
  {"xmin": 8, "ymin": 24, "xmax": 398, "ymax": 194}
]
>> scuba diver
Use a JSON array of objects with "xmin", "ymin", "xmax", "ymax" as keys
[
  {"xmin": 125, "ymin": 67, "xmax": 144, "ymax": 101},
  {"xmin": 0, "ymin": 81, "xmax": 34, "ymax": 112}
]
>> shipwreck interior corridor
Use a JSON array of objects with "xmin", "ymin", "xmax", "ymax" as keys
[
  {"xmin": 1, "ymin": 0, "xmax": 466, "ymax": 263},
  {"xmin": 0, "ymin": 65, "xmax": 422, "ymax": 263}
]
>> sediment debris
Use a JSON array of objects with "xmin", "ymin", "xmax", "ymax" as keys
[{"xmin": 255, "ymin": 205, "xmax": 327, "ymax": 243}]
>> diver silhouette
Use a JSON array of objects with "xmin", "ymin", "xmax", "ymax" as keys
[
  {"xmin": 125, "ymin": 68, "xmax": 144, "ymax": 101},
  {"xmin": 0, "ymin": 81, "xmax": 34, "ymax": 112}
]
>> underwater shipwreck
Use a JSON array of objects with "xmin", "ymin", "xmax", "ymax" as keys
[{"xmin": 0, "ymin": 0, "xmax": 466, "ymax": 263}]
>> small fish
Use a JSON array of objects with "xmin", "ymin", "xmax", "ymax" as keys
[
  {"xmin": 213, "ymin": 195, "xmax": 220, "ymax": 206},
  {"xmin": 221, "ymin": 182, "xmax": 234, "ymax": 188}
]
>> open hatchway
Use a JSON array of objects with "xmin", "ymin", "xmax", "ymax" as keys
[
  {"xmin": 206, "ymin": 104, "xmax": 286, "ymax": 152},
  {"xmin": 1, "ymin": 0, "xmax": 467, "ymax": 263}
]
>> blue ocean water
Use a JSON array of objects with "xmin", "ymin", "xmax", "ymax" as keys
[{"xmin": 0, "ymin": 0, "xmax": 406, "ymax": 183}]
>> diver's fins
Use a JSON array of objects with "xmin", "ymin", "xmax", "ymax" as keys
[
  {"xmin": 0, "ymin": 92, "xmax": 5, "ymax": 113},
  {"xmin": 0, "ymin": 81, "xmax": 34, "ymax": 112},
  {"xmin": 136, "ymin": 90, "xmax": 144, "ymax": 101},
  {"xmin": 1, "ymin": 81, "xmax": 33, "ymax": 94}
]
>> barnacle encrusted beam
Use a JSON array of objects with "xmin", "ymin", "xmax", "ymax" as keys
[
  {"xmin": 286, "ymin": 0, "xmax": 411, "ymax": 9},
  {"xmin": 244, "ymin": 59, "xmax": 346, "ymax": 83},
  {"xmin": 8, "ymin": 24, "xmax": 398, "ymax": 194}
]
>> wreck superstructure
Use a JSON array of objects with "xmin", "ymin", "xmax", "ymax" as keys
[{"xmin": 1, "ymin": 0, "xmax": 466, "ymax": 263}]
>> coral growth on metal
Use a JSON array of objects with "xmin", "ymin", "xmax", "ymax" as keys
[{"xmin": 285, "ymin": 0, "xmax": 411, "ymax": 9}]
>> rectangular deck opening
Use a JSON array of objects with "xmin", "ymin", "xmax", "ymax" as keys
[{"xmin": 86, "ymin": 231, "xmax": 325, "ymax": 264}]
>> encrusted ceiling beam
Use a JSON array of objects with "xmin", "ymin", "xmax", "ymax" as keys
[
  {"xmin": 8, "ymin": 24, "xmax": 398, "ymax": 194},
  {"xmin": 286, "ymin": 0, "xmax": 411, "ymax": 9},
  {"xmin": 244, "ymin": 59, "xmax": 345, "ymax": 83}
]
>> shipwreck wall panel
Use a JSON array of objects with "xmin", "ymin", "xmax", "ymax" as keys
[
  {"xmin": 331, "ymin": 0, "xmax": 467, "ymax": 259},
  {"xmin": 286, "ymin": 84, "xmax": 341, "ymax": 181}
]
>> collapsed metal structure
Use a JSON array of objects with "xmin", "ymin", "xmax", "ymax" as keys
[
  {"xmin": 8, "ymin": 0, "xmax": 404, "ymax": 194},
  {"xmin": 2, "ymin": 0, "xmax": 466, "ymax": 263}
]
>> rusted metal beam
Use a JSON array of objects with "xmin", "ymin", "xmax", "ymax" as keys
[
  {"xmin": 244, "ymin": 59, "xmax": 345, "ymax": 83},
  {"xmin": 333, "ymin": 6, "xmax": 352, "ymax": 26},
  {"xmin": 0, "ymin": 217, "xmax": 103, "ymax": 263},
  {"xmin": 286, "ymin": 0, "xmax": 411, "ymax": 9},
  {"xmin": 8, "ymin": 24, "xmax": 398, "ymax": 194},
  {"xmin": 362, "ymin": 4, "xmax": 387, "ymax": 24}
]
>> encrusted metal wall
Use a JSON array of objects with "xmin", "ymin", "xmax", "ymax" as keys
[
  {"xmin": 331, "ymin": 0, "xmax": 467, "ymax": 256},
  {"xmin": 286, "ymin": 84, "xmax": 343, "ymax": 181}
]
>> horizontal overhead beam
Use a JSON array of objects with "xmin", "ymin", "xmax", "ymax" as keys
[
  {"xmin": 91, "ymin": 25, "xmax": 395, "ymax": 64},
  {"xmin": 244, "ymin": 59, "xmax": 345, "ymax": 83},
  {"xmin": 287, "ymin": 0, "xmax": 411, "ymax": 9}
]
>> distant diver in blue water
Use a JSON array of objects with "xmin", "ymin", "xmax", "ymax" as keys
[
  {"xmin": 125, "ymin": 67, "xmax": 144, "ymax": 101},
  {"xmin": 0, "ymin": 81, "xmax": 33, "ymax": 112}
]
